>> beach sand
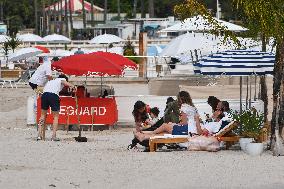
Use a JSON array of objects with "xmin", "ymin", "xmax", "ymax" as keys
[{"xmin": 1, "ymin": 86, "xmax": 284, "ymax": 189}]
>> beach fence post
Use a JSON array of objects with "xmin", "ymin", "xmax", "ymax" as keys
[{"xmin": 138, "ymin": 32, "xmax": 148, "ymax": 78}]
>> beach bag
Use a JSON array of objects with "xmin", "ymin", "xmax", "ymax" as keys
[{"xmin": 187, "ymin": 135, "xmax": 220, "ymax": 152}]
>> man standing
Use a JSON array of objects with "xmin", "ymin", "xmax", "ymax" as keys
[
  {"xmin": 29, "ymin": 57, "xmax": 52, "ymax": 93},
  {"xmin": 37, "ymin": 74, "xmax": 76, "ymax": 141}
]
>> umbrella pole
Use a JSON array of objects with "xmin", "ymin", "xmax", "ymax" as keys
[
  {"xmin": 246, "ymin": 76, "xmax": 249, "ymax": 110},
  {"xmin": 100, "ymin": 76, "xmax": 103, "ymax": 96},
  {"xmin": 74, "ymin": 94, "xmax": 87, "ymax": 142},
  {"xmin": 240, "ymin": 76, "xmax": 242, "ymax": 113},
  {"xmin": 249, "ymin": 76, "xmax": 252, "ymax": 109},
  {"xmin": 254, "ymin": 75, "xmax": 257, "ymax": 101}
]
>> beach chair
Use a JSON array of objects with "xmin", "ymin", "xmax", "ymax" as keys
[
  {"xmin": 0, "ymin": 69, "xmax": 34, "ymax": 88},
  {"xmin": 149, "ymin": 121, "xmax": 239, "ymax": 152}
]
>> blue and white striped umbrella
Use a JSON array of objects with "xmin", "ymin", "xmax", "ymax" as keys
[{"xmin": 194, "ymin": 50, "xmax": 275, "ymax": 76}]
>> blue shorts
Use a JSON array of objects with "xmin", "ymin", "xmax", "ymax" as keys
[
  {"xmin": 172, "ymin": 124, "xmax": 188, "ymax": 135},
  {"xmin": 41, "ymin": 92, "xmax": 60, "ymax": 112}
]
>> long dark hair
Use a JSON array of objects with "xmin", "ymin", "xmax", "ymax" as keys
[
  {"xmin": 177, "ymin": 91, "xmax": 194, "ymax": 107},
  {"xmin": 207, "ymin": 96, "xmax": 220, "ymax": 111},
  {"xmin": 132, "ymin": 101, "xmax": 148, "ymax": 122}
]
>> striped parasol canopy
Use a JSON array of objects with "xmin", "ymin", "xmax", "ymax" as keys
[
  {"xmin": 45, "ymin": 0, "xmax": 103, "ymax": 13},
  {"xmin": 193, "ymin": 50, "xmax": 275, "ymax": 76}
]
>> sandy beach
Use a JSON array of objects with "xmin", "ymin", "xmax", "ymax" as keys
[{"xmin": 1, "ymin": 86, "xmax": 284, "ymax": 189}]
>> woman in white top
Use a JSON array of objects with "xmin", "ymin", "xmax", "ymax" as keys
[
  {"xmin": 134, "ymin": 91, "xmax": 202, "ymax": 142},
  {"xmin": 37, "ymin": 74, "xmax": 76, "ymax": 141}
]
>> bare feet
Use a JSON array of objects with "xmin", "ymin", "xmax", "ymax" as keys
[{"xmin": 134, "ymin": 131, "xmax": 146, "ymax": 142}]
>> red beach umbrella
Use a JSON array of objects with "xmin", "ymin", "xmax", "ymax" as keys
[
  {"xmin": 91, "ymin": 51, "xmax": 138, "ymax": 70},
  {"xmin": 34, "ymin": 45, "xmax": 50, "ymax": 53},
  {"xmin": 52, "ymin": 54, "xmax": 123, "ymax": 76}
]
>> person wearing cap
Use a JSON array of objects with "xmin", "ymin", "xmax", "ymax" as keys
[
  {"xmin": 29, "ymin": 56, "xmax": 53, "ymax": 94},
  {"xmin": 134, "ymin": 91, "xmax": 202, "ymax": 142},
  {"xmin": 37, "ymin": 74, "xmax": 76, "ymax": 141}
]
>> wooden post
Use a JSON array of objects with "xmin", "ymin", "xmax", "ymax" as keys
[{"xmin": 138, "ymin": 32, "xmax": 148, "ymax": 78}]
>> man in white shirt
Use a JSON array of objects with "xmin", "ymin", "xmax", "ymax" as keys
[
  {"xmin": 37, "ymin": 74, "xmax": 76, "ymax": 141},
  {"xmin": 29, "ymin": 57, "xmax": 52, "ymax": 93}
]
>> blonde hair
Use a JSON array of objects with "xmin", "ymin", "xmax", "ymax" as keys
[{"xmin": 177, "ymin": 91, "xmax": 194, "ymax": 107}]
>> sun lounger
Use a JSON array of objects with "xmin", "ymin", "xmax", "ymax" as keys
[{"xmin": 149, "ymin": 121, "xmax": 239, "ymax": 152}]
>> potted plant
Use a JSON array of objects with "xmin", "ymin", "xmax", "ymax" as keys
[{"xmin": 232, "ymin": 108, "xmax": 265, "ymax": 155}]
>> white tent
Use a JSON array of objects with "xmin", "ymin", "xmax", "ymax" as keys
[
  {"xmin": 160, "ymin": 32, "xmax": 218, "ymax": 57},
  {"xmin": 160, "ymin": 15, "xmax": 248, "ymax": 33},
  {"xmin": 17, "ymin": 33, "xmax": 44, "ymax": 43},
  {"xmin": 43, "ymin": 34, "xmax": 71, "ymax": 43},
  {"xmin": 89, "ymin": 34, "xmax": 123, "ymax": 44}
]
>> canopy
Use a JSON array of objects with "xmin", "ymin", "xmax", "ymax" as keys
[
  {"xmin": 193, "ymin": 50, "xmax": 275, "ymax": 76},
  {"xmin": 90, "ymin": 51, "xmax": 138, "ymax": 70},
  {"xmin": 17, "ymin": 33, "xmax": 44, "ymax": 43},
  {"xmin": 89, "ymin": 34, "xmax": 123, "ymax": 44},
  {"xmin": 52, "ymin": 54, "xmax": 123, "ymax": 76},
  {"xmin": 35, "ymin": 46, "xmax": 50, "ymax": 53},
  {"xmin": 160, "ymin": 32, "xmax": 216, "ymax": 57},
  {"xmin": 45, "ymin": 0, "xmax": 103, "ymax": 13},
  {"xmin": 43, "ymin": 34, "xmax": 71, "ymax": 43},
  {"xmin": 8, "ymin": 47, "xmax": 43, "ymax": 62},
  {"xmin": 160, "ymin": 15, "xmax": 248, "ymax": 33}
]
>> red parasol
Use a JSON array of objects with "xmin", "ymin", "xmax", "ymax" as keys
[
  {"xmin": 52, "ymin": 54, "xmax": 123, "ymax": 76},
  {"xmin": 34, "ymin": 45, "xmax": 50, "ymax": 53},
  {"xmin": 91, "ymin": 51, "xmax": 138, "ymax": 70}
]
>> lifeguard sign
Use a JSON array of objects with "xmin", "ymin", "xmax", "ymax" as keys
[{"xmin": 37, "ymin": 96, "xmax": 118, "ymax": 126}]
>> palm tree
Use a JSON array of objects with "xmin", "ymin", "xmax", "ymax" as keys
[
  {"xmin": 34, "ymin": 0, "xmax": 39, "ymax": 34},
  {"xmin": 148, "ymin": 0, "xmax": 154, "ymax": 18},
  {"xmin": 68, "ymin": 0, "xmax": 73, "ymax": 34},
  {"xmin": 133, "ymin": 0, "xmax": 137, "ymax": 18},
  {"xmin": 0, "ymin": 0, "xmax": 4, "ymax": 22},
  {"xmin": 60, "ymin": 0, "xmax": 63, "ymax": 34},
  {"xmin": 41, "ymin": 0, "xmax": 46, "ymax": 36},
  {"xmin": 90, "ymin": 0, "xmax": 94, "ymax": 27},
  {"xmin": 104, "ymin": 0, "xmax": 108, "ymax": 23},
  {"xmin": 82, "ymin": 0, "xmax": 86, "ymax": 29},
  {"xmin": 64, "ymin": 0, "xmax": 69, "ymax": 36},
  {"xmin": 117, "ymin": 0, "xmax": 120, "ymax": 18},
  {"xmin": 141, "ymin": 0, "xmax": 145, "ymax": 18}
]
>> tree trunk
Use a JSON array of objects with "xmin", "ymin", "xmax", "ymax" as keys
[
  {"xmin": 53, "ymin": 0, "xmax": 57, "ymax": 33},
  {"xmin": 0, "ymin": 1, "xmax": 3, "ymax": 22},
  {"xmin": 34, "ymin": 0, "xmax": 39, "ymax": 34},
  {"xmin": 260, "ymin": 34, "xmax": 268, "ymax": 122},
  {"xmin": 69, "ymin": 0, "xmax": 73, "ymax": 34},
  {"xmin": 82, "ymin": 0, "xmax": 86, "ymax": 29},
  {"xmin": 47, "ymin": 0, "xmax": 51, "ymax": 35},
  {"xmin": 133, "ymin": 0, "xmax": 137, "ymax": 18},
  {"xmin": 41, "ymin": 0, "xmax": 46, "ymax": 36},
  {"xmin": 141, "ymin": 0, "xmax": 145, "ymax": 18},
  {"xmin": 104, "ymin": 0, "xmax": 107, "ymax": 23},
  {"xmin": 271, "ymin": 39, "xmax": 284, "ymax": 141},
  {"xmin": 117, "ymin": 0, "xmax": 120, "ymax": 19},
  {"xmin": 64, "ymin": 0, "xmax": 69, "ymax": 36},
  {"xmin": 148, "ymin": 0, "xmax": 154, "ymax": 18},
  {"xmin": 91, "ymin": 0, "xmax": 94, "ymax": 27},
  {"xmin": 60, "ymin": 0, "xmax": 63, "ymax": 34}
]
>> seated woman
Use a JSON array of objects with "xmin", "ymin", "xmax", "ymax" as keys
[
  {"xmin": 201, "ymin": 109, "xmax": 225, "ymax": 135},
  {"xmin": 142, "ymin": 107, "xmax": 160, "ymax": 129},
  {"xmin": 134, "ymin": 91, "xmax": 202, "ymax": 142}
]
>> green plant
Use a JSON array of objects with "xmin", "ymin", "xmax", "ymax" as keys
[
  {"xmin": 232, "ymin": 108, "xmax": 264, "ymax": 142},
  {"xmin": 123, "ymin": 37, "xmax": 140, "ymax": 64},
  {"xmin": 8, "ymin": 36, "xmax": 21, "ymax": 52},
  {"xmin": 2, "ymin": 41, "xmax": 10, "ymax": 56}
]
